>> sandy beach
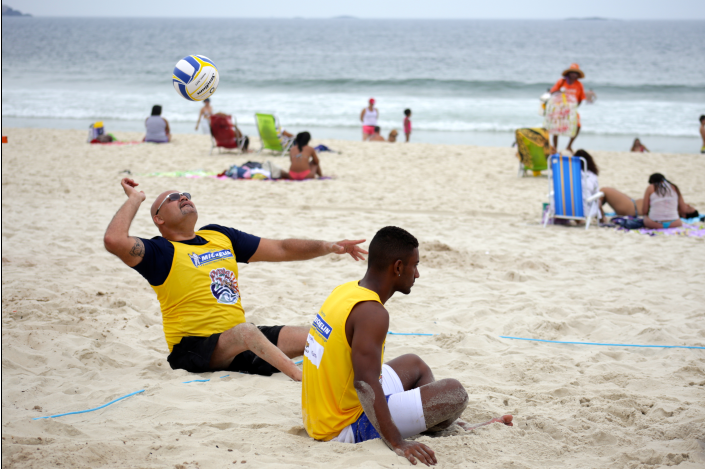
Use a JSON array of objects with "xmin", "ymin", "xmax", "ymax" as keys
[{"xmin": 2, "ymin": 127, "xmax": 704, "ymax": 468}]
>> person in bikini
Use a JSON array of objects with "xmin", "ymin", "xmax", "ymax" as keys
[
  {"xmin": 288, "ymin": 132, "xmax": 322, "ymax": 180},
  {"xmin": 301, "ymin": 226, "xmax": 512, "ymax": 466},
  {"xmin": 642, "ymin": 173, "xmax": 696, "ymax": 229},
  {"xmin": 599, "ymin": 184, "xmax": 698, "ymax": 224},
  {"xmin": 103, "ymin": 179, "xmax": 367, "ymax": 380},
  {"xmin": 360, "ymin": 98, "xmax": 379, "ymax": 141}
]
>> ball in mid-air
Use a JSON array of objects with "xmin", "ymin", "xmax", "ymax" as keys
[{"xmin": 172, "ymin": 55, "xmax": 219, "ymax": 101}]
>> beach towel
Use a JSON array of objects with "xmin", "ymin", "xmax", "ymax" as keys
[{"xmin": 611, "ymin": 219, "xmax": 705, "ymax": 238}]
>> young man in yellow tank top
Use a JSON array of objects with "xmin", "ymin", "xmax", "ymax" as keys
[
  {"xmin": 302, "ymin": 226, "xmax": 513, "ymax": 466},
  {"xmin": 104, "ymin": 178, "xmax": 367, "ymax": 381}
]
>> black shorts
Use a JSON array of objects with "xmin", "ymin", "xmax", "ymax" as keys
[{"xmin": 167, "ymin": 325, "xmax": 284, "ymax": 376}]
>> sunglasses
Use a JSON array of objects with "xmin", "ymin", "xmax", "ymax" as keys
[{"xmin": 155, "ymin": 192, "xmax": 191, "ymax": 215}]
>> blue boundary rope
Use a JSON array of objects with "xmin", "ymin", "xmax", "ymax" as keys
[
  {"xmin": 500, "ymin": 336, "xmax": 705, "ymax": 350},
  {"xmin": 388, "ymin": 331, "xmax": 434, "ymax": 336},
  {"xmin": 32, "ymin": 390, "xmax": 144, "ymax": 420}
]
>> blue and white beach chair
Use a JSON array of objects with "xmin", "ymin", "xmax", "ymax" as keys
[{"xmin": 543, "ymin": 154, "xmax": 603, "ymax": 229}]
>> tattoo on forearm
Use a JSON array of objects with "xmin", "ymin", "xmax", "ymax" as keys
[{"xmin": 129, "ymin": 238, "xmax": 145, "ymax": 258}]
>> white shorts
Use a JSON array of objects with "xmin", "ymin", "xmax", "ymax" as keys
[{"xmin": 333, "ymin": 364, "xmax": 426, "ymax": 443}]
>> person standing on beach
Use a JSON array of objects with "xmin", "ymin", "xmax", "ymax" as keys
[
  {"xmin": 104, "ymin": 178, "xmax": 367, "ymax": 381},
  {"xmin": 301, "ymin": 226, "xmax": 512, "ymax": 466},
  {"xmin": 550, "ymin": 63, "xmax": 586, "ymax": 153},
  {"xmin": 195, "ymin": 98, "xmax": 213, "ymax": 134},
  {"xmin": 700, "ymin": 115, "xmax": 705, "ymax": 154},
  {"xmin": 360, "ymin": 98, "xmax": 379, "ymax": 141},
  {"xmin": 403, "ymin": 109, "xmax": 412, "ymax": 142}
]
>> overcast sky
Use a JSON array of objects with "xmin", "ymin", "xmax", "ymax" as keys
[{"xmin": 5, "ymin": 0, "xmax": 705, "ymax": 19}]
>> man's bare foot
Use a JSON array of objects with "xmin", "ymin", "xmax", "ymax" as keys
[{"xmin": 457, "ymin": 415, "xmax": 513, "ymax": 431}]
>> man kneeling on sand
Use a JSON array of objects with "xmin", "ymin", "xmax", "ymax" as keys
[
  {"xmin": 301, "ymin": 226, "xmax": 512, "ymax": 466},
  {"xmin": 104, "ymin": 178, "xmax": 367, "ymax": 381}
]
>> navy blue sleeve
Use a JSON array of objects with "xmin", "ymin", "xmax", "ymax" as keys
[
  {"xmin": 200, "ymin": 224, "xmax": 261, "ymax": 263},
  {"xmin": 131, "ymin": 237, "xmax": 175, "ymax": 286}
]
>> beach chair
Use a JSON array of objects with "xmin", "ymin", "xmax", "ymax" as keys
[
  {"xmin": 515, "ymin": 128, "xmax": 549, "ymax": 177},
  {"xmin": 543, "ymin": 154, "xmax": 603, "ymax": 230},
  {"xmin": 210, "ymin": 114, "xmax": 247, "ymax": 155},
  {"xmin": 254, "ymin": 113, "xmax": 294, "ymax": 156}
]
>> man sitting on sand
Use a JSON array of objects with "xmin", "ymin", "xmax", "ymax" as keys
[
  {"xmin": 301, "ymin": 226, "xmax": 512, "ymax": 466},
  {"xmin": 104, "ymin": 178, "xmax": 367, "ymax": 381},
  {"xmin": 367, "ymin": 126, "xmax": 386, "ymax": 142}
]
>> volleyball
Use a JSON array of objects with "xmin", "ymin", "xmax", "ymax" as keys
[{"xmin": 172, "ymin": 55, "xmax": 219, "ymax": 101}]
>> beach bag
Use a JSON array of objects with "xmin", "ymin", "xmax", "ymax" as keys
[{"xmin": 87, "ymin": 121, "xmax": 105, "ymax": 142}]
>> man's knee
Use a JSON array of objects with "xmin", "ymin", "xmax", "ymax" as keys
[
  {"xmin": 440, "ymin": 378, "xmax": 469, "ymax": 409},
  {"xmin": 230, "ymin": 322, "xmax": 259, "ymax": 344}
]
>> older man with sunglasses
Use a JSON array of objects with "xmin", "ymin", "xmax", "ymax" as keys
[{"xmin": 104, "ymin": 178, "xmax": 367, "ymax": 381}]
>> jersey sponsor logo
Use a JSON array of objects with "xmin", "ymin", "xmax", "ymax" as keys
[
  {"xmin": 312, "ymin": 313, "xmax": 332, "ymax": 340},
  {"xmin": 188, "ymin": 249, "xmax": 233, "ymax": 267},
  {"xmin": 304, "ymin": 333, "xmax": 324, "ymax": 368},
  {"xmin": 209, "ymin": 267, "xmax": 240, "ymax": 304}
]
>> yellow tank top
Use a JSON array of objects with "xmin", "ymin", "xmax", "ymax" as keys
[
  {"xmin": 152, "ymin": 229, "xmax": 246, "ymax": 352},
  {"xmin": 301, "ymin": 280, "xmax": 384, "ymax": 441}
]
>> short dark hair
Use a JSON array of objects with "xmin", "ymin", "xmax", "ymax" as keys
[
  {"xmin": 368, "ymin": 226, "xmax": 419, "ymax": 271},
  {"xmin": 374, "ymin": 126, "xmax": 381, "ymax": 133},
  {"xmin": 151, "ymin": 105, "xmax": 162, "ymax": 116},
  {"xmin": 404, "ymin": 109, "xmax": 411, "ymax": 116},
  {"xmin": 700, "ymin": 115, "xmax": 705, "ymax": 122},
  {"xmin": 574, "ymin": 149, "xmax": 599, "ymax": 176}
]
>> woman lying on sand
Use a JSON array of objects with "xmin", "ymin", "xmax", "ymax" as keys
[
  {"xmin": 599, "ymin": 176, "xmax": 699, "ymax": 225},
  {"xmin": 288, "ymin": 132, "xmax": 322, "ymax": 180}
]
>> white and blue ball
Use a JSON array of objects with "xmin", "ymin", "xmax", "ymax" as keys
[{"xmin": 172, "ymin": 55, "xmax": 219, "ymax": 101}]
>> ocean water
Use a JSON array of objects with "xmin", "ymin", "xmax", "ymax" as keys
[{"xmin": 2, "ymin": 17, "xmax": 704, "ymax": 152}]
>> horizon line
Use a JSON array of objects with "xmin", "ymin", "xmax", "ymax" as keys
[{"xmin": 4, "ymin": 15, "xmax": 705, "ymax": 21}]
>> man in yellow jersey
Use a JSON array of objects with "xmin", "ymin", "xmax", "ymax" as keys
[
  {"xmin": 104, "ymin": 178, "xmax": 367, "ymax": 381},
  {"xmin": 302, "ymin": 226, "xmax": 512, "ymax": 466}
]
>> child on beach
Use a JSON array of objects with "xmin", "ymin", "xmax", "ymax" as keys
[{"xmin": 403, "ymin": 109, "xmax": 412, "ymax": 142}]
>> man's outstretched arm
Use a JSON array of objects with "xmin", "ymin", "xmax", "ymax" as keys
[
  {"xmin": 249, "ymin": 238, "xmax": 367, "ymax": 263},
  {"xmin": 350, "ymin": 302, "xmax": 437, "ymax": 467},
  {"xmin": 103, "ymin": 178, "xmax": 147, "ymax": 267}
]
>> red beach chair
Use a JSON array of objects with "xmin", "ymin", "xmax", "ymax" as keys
[{"xmin": 210, "ymin": 113, "xmax": 247, "ymax": 155}]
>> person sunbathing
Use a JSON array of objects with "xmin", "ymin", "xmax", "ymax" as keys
[
  {"xmin": 599, "ymin": 185, "xmax": 698, "ymax": 223},
  {"xmin": 642, "ymin": 173, "xmax": 695, "ymax": 229},
  {"xmin": 144, "ymin": 105, "xmax": 171, "ymax": 143},
  {"xmin": 630, "ymin": 138, "xmax": 649, "ymax": 152},
  {"xmin": 287, "ymin": 132, "xmax": 322, "ymax": 180}
]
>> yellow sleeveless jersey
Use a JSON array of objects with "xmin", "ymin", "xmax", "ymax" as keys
[
  {"xmin": 152, "ymin": 229, "xmax": 246, "ymax": 351},
  {"xmin": 301, "ymin": 280, "xmax": 385, "ymax": 440}
]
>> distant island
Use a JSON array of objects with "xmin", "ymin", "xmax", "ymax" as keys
[
  {"xmin": 2, "ymin": 4, "xmax": 31, "ymax": 16},
  {"xmin": 565, "ymin": 17, "xmax": 610, "ymax": 21},
  {"xmin": 332, "ymin": 15, "xmax": 357, "ymax": 20}
]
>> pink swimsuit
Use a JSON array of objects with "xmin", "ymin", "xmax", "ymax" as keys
[{"xmin": 289, "ymin": 169, "xmax": 311, "ymax": 180}]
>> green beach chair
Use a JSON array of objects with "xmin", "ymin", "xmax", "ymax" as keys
[
  {"xmin": 254, "ymin": 113, "xmax": 294, "ymax": 156},
  {"xmin": 515, "ymin": 128, "xmax": 549, "ymax": 177}
]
